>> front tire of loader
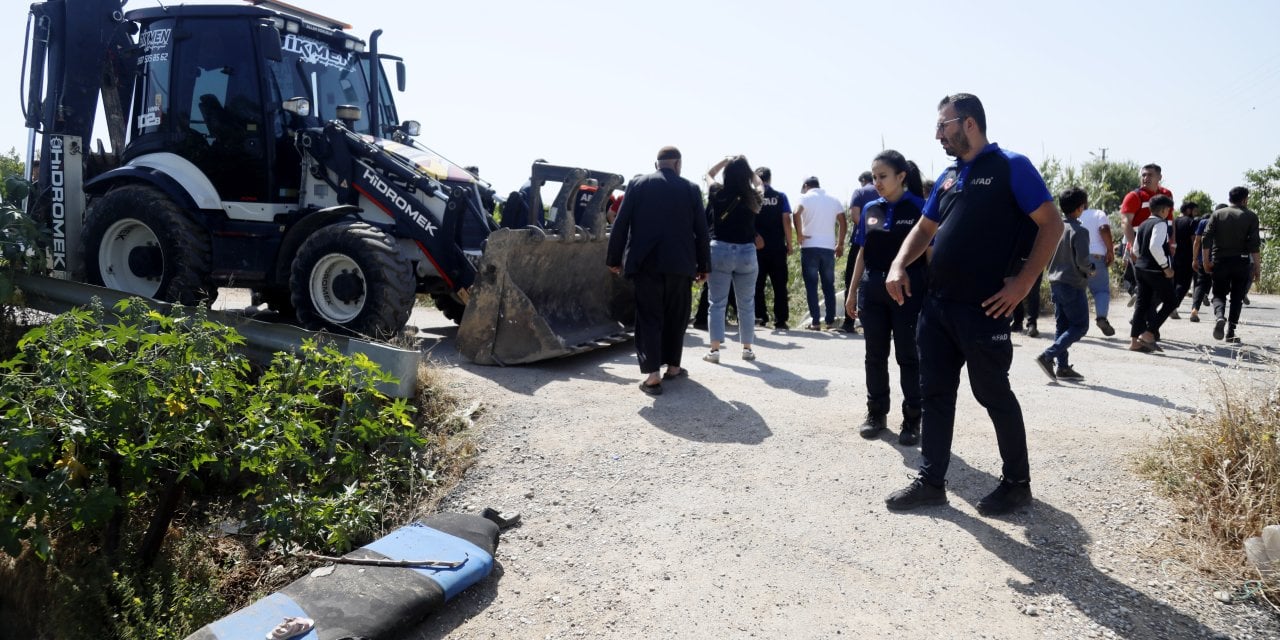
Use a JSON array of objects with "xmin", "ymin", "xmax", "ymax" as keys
[
  {"xmin": 290, "ymin": 221, "xmax": 415, "ymax": 340},
  {"xmin": 432, "ymin": 293, "xmax": 467, "ymax": 325},
  {"xmin": 83, "ymin": 184, "xmax": 216, "ymax": 305}
]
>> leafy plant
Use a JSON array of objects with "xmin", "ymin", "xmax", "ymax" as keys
[{"xmin": 0, "ymin": 297, "xmax": 423, "ymax": 566}]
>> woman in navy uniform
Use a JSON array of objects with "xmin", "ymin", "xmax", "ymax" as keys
[{"xmin": 845, "ymin": 150, "xmax": 928, "ymax": 445}]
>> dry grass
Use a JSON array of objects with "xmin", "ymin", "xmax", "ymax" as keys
[{"xmin": 1139, "ymin": 369, "xmax": 1280, "ymax": 608}]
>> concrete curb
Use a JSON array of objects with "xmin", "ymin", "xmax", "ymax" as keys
[{"xmin": 185, "ymin": 513, "xmax": 499, "ymax": 640}]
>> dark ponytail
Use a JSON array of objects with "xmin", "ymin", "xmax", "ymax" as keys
[{"xmin": 872, "ymin": 149, "xmax": 924, "ymax": 198}]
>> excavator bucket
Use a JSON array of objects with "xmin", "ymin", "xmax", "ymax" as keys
[{"xmin": 455, "ymin": 166, "xmax": 634, "ymax": 365}]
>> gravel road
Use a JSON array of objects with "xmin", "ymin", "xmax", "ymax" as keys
[{"xmin": 227, "ymin": 291, "xmax": 1280, "ymax": 639}]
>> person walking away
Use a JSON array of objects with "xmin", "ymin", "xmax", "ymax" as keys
[
  {"xmin": 882, "ymin": 93, "xmax": 1062, "ymax": 515},
  {"xmin": 793, "ymin": 177, "xmax": 847, "ymax": 330},
  {"xmin": 753, "ymin": 166, "xmax": 793, "ymax": 330},
  {"xmin": 703, "ymin": 155, "xmax": 764, "ymax": 363},
  {"xmin": 606, "ymin": 146, "xmax": 710, "ymax": 395},
  {"xmin": 846, "ymin": 151, "xmax": 928, "ymax": 446},
  {"xmin": 1077, "ymin": 205, "xmax": 1116, "ymax": 335},
  {"xmin": 1170, "ymin": 201, "xmax": 1200, "ymax": 317},
  {"xmin": 1202, "ymin": 187, "xmax": 1262, "ymax": 343},
  {"xmin": 1119, "ymin": 164, "xmax": 1175, "ymax": 305},
  {"xmin": 1127, "ymin": 195, "xmax": 1176, "ymax": 352},
  {"xmin": 1188, "ymin": 211, "xmax": 1214, "ymax": 322},
  {"xmin": 841, "ymin": 171, "xmax": 878, "ymax": 333},
  {"xmin": 1033, "ymin": 187, "xmax": 1093, "ymax": 381}
]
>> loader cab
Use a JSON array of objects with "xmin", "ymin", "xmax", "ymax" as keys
[{"xmin": 124, "ymin": 6, "xmax": 395, "ymax": 205}]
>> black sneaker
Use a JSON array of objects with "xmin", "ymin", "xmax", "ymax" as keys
[
  {"xmin": 858, "ymin": 413, "xmax": 888, "ymax": 439},
  {"xmin": 1024, "ymin": 322, "xmax": 1039, "ymax": 338},
  {"xmin": 755, "ymin": 317, "xmax": 768, "ymax": 328},
  {"xmin": 839, "ymin": 321, "xmax": 856, "ymax": 333},
  {"xmin": 1244, "ymin": 295, "xmax": 1251, "ymax": 306},
  {"xmin": 1213, "ymin": 318, "xmax": 1225, "ymax": 340},
  {"xmin": 692, "ymin": 320, "xmax": 708, "ymax": 331},
  {"xmin": 1095, "ymin": 317, "xmax": 1116, "ymax": 336},
  {"xmin": 976, "ymin": 478, "xmax": 1032, "ymax": 515},
  {"xmin": 1055, "ymin": 365, "xmax": 1084, "ymax": 381},
  {"xmin": 1225, "ymin": 331, "xmax": 1241, "ymax": 344},
  {"xmin": 1033, "ymin": 353, "xmax": 1056, "ymax": 380},
  {"xmin": 774, "ymin": 322, "xmax": 787, "ymax": 330},
  {"xmin": 898, "ymin": 412, "xmax": 921, "ymax": 446},
  {"xmin": 1188, "ymin": 313, "xmax": 1200, "ymax": 323},
  {"xmin": 886, "ymin": 477, "xmax": 947, "ymax": 511}
]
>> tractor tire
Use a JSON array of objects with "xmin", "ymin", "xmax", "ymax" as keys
[
  {"xmin": 289, "ymin": 221, "xmax": 415, "ymax": 340},
  {"xmin": 83, "ymin": 184, "xmax": 216, "ymax": 305},
  {"xmin": 432, "ymin": 293, "xmax": 467, "ymax": 325}
]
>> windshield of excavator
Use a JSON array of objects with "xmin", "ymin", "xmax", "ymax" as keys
[{"xmin": 270, "ymin": 33, "xmax": 380, "ymax": 135}]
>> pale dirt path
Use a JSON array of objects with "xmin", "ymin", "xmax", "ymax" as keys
[{"xmin": 221, "ymin": 292, "xmax": 1280, "ymax": 639}]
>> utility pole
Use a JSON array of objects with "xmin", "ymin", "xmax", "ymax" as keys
[{"xmin": 1091, "ymin": 147, "xmax": 1108, "ymax": 163}]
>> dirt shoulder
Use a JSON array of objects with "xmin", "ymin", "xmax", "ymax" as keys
[{"xmin": 390, "ymin": 296, "xmax": 1280, "ymax": 640}]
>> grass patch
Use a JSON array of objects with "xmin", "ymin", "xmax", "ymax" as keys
[{"xmin": 1139, "ymin": 370, "xmax": 1280, "ymax": 610}]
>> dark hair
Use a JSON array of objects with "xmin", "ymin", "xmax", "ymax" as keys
[
  {"xmin": 872, "ymin": 149, "xmax": 924, "ymax": 198},
  {"xmin": 1149, "ymin": 194, "xmax": 1174, "ymax": 214},
  {"xmin": 803, "ymin": 176, "xmax": 821, "ymax": 188},
  {"xmin": 1228, "ymin": 186, "xmax": 1249, "ymax": 206},
  {"xmin": 755, "ymin": 166, "xmax": 772, "ymax": 182},
  {"xmin": 858, "ymin": 171, "xmax": 873, "ymax": 185},
  {"xmin": 938, "ymin": 93, "xmax": 986, "ymax": 134},
  {"xmin": 923, "ymin": 179, "xmax": 935, "ymax": 196},
  {"xmin": 1142, "ymin": 163, "xmax": 1161, "ymax": 174},
  {"xmin": 722, "ymin": 155, "xmax": 762, "ymax": 212},
  {"xmin": 1058, "ymin": 187, "xmax": 1088, "ymax": 215},
  {"xmin": 1179, "ymin": 201, "xmax": 1199, "ymax": 214},
  {"xmin": 1215, "ymin": 203, "xmax": 1229, "ymax": 210}
]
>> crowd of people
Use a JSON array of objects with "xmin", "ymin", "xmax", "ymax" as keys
[{"xmin": 604, "ymin": 93, "xmax": 1265, "ymax": 517}]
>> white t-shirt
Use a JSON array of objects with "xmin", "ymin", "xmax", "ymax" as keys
[
  {"xmin": 1078, "ymin": 208, "xmax": 1112, "ymax": 256},
  {"xmin": 797, "ymin": 188, "xmax": 845, "ymax": 250}
]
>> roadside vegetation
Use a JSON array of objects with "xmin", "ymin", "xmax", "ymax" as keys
[
  {"xmin": 0, "ymin": 178, "xmax": 477, "ymax": 638},
  {"xmin": 1140, "ymin": 372, "xmax": 1280, "ymax": 611}
]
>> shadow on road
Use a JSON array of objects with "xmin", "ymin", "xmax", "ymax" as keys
[
  {"xmin": 637, "ymin": 378, "xmax": 772, "ymax": 445},
  {"xmin": 883, "ymin": 445, "xmax": 1223, "ymax": 639}
]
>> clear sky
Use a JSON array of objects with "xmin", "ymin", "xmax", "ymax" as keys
[{"xmin": 6, "ymin": 0, "xmax": 1279, "ymax": 207}]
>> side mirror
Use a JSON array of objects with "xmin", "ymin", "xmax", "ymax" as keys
[
  {"xmin": 400, "ymin": 120, "xmax": 420, "ymax": 137},
  {"xmin": 396, "ymin": 61, "xmax": 406, "ymax": 92},
  {"xmin": 256, "ymin": 23, "xmax": 283, "ymax": 62}
]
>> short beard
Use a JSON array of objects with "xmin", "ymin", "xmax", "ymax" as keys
[{"xmin": 945, "ymin": 130, "xmax": 971, "ymax": 158}]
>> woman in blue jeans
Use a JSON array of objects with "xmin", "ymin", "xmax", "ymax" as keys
[{"xmin": 703, "ymin": 155, "xmax": 763, "ymax": 363}]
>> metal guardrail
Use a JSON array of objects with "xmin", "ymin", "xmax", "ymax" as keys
[{"xmin": 14, "ymin": 273, "xmax": 421, "ymax": 398}]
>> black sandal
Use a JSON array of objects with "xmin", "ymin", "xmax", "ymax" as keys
[{"xmin": 639, "ymin": 381, "xmax": 663, "ymax": 395}]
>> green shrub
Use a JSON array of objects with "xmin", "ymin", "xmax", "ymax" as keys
[{"xmin": 0, "ymin": 298, "xmax": 421, "ymax": 564}]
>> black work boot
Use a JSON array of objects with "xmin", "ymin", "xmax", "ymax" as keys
[
  {"xmin": 976, "ymin": 477, "xmax": 1033, "ymax": 515},
  {"xmin": 885, "ymin": 477, "xmax": 947, "ymax": 511},
  {"xmin": 898, "ymin": 408, "xmax": 921, "ymax": 446},
  {"xmin": 858, "ymin": 413, "xmax": 888, "ymax": 439}
]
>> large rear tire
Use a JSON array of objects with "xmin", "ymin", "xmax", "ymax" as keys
[
  {"xmin": 289, "ymin": 222, "xmax": 415, "ymax": 340},
  {"xmin": 83, "ymin": 184, "xmax": 216, "ymax": 305}
]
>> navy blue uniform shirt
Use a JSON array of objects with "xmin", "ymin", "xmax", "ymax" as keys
[
  {"xmin": 755, "ymin": 185, "xmax": 792, "ymax": 253},
  {"xmin": 855, "ymin": 192, "xmax": 928, "ymax": 273},
  {"xmin": 922, "ymin": 143, "xmax": 1052, "ymax": 303}
]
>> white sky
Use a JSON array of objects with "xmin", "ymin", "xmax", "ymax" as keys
[{"xmin": 5, "ymin": 0, "xmax": 1279, "ymax": 207}]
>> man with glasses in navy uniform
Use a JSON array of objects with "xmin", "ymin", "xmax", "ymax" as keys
[{"xmin": 882, "ymin": 93, "xmax": 1063, "ymax": 515}]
